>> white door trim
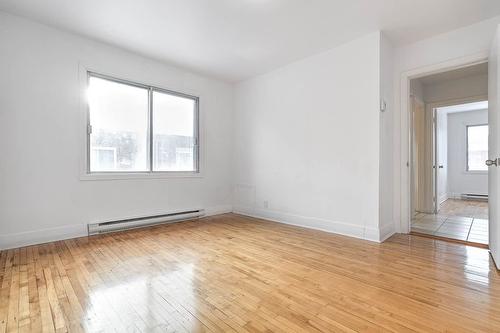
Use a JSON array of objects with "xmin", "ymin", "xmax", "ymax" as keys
[{"xmin": 399, "ymin": 51, "xmax": 489, "ymax": 234}]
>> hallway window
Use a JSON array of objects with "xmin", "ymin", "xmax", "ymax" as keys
[{"xmin": 467, "ymin": 124, "xmax": 488, "ymax": 171}]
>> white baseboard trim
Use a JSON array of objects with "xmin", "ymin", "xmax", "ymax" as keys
[
  {"xmin": 0, "ymin": 224, "xmax": 88, "ymax": 251},
  {"xmin": 204, "ymin": 205, "xmax": 233, "ymax": 216},
  {"xmin": 1, "ymin": 205, "xmax": 388, "ymax": 249},
  {"xmin": 233, "ymin": 205, "xmax": 383, "ymax": 243},
  {"xmin": 490, "ymin": 250, "xmax": 500, "ymax": 270},
  {"xmin": 0, "ymin": 204, "xmax": 234, "ymax": 250},
  {"xmin": 379, "ymin": 223, "xmax": 396, "ymax": 242},
  {"xmin": 448, "ymin": 192, "xmax": 459, "ymax": 200},
  {"xmin": 439, "ymin": 193, "xmax": 449, "ymax": 205}
]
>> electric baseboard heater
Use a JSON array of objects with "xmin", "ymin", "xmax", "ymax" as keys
[
  {"xmin": 461, "ymin": 193, "xmax": 488, "ymax": 201},
  {"xmin": 88, "ymin": 209, "xmax": 205, "ymax": 235}
]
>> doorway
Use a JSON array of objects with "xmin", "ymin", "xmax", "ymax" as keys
[{"xmin": 409, "ymin": 63, "xmax": 489, "ymax": 246}]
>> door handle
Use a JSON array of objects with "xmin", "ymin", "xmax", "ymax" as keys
[
  {"xmin": 486, "ymin": 159, "xmax": 498, "ymax": 167},
  {"xmin": 438, "ymin": 165, "xmax": 444, "ymax": 169}
]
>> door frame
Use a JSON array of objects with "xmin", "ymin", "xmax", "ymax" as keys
[
  {"xmin": 400, "ymin": 52, "xmax": 489, "ymax": 234},
  {"xmin": 428, "ymin": 95, "xmax": 489, "ymax": 214}
]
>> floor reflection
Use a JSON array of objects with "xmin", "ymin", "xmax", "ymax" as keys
[{"xmin": 85, "ymin": 264, "xmax": 196, "ymax": 332}]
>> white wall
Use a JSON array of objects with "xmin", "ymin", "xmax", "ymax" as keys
[
  {"xmin": 447, "ymin": 109, "xmax": 488, "ymax": 197},
  {"xmin": 0, "ymin": 12, "xmax": 234, "ymax": 249},
  {"xmin": 379, "ymin": 33, "xmax": 395, "ymax": 240},
  {"xmin": 393, "ymin": 15, "xmax": 500, "ymax": 232},
  {"xmin": 233, "ymin": 32, "xmax": 384, "ymax": 241}
]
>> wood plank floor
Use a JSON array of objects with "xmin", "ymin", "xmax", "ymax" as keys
[{"xmin": 1, "ymin": 213, "xmax": 500, "ymax": 332}]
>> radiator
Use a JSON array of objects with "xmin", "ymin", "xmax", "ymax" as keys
[
  {"xmin": 87, "ymin": 209, "xmax": 205, "ymax": 235},
  {"xmin": 460, "ymin": 193, "xmax": 488, "ymax": 201}
]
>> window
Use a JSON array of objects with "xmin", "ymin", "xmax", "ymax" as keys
[
  {"xmin": 152, "ymin": 90, "xmax": 197, "ymax": 171},
  {"xmin": 467, "ymin": 124, "xmax": 488, "ymax": 171},
  {"xmin": 87, "ymin": 73, "xmax": 199, "ymax": 174}
]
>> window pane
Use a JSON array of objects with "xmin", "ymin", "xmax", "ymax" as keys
[
  {"xmin": 467, "ymin": 125, "xmax": 488, "ymax": 171},
  {"xmin": 152, "ymin": 91, "xmax": 196, "ymax": 171},
  {"xmin": 88, "ymin": 76, "xmax": 149, "ymax": 172}
]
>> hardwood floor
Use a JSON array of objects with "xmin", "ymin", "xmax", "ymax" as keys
[{"xmin": 1, "ymin": 213, "xmax": 500, "ymax": 332}]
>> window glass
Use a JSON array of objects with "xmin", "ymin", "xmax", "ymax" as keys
[
  {"xmin": 88, "ymin": 76, "xmax": 149, "ymax": 172},
  {"xmin": 152, "ymin": 90, "xmax": 196, "ymax": 171},
  {"xmin": 467, "ymin": 125, "xmax": 488, "ymax": 171}
]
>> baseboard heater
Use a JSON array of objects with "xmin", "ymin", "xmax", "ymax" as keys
[
  {"xmin": 87, "ymin": 209, "xmax": 205, "ymax": 235},
  {"xmin": 461, "ymin": 193, "xmax": 488, "ymax": 201}
]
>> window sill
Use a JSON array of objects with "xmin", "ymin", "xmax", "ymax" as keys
[{"xmin": 80, "ymin": 172, "xmax": 203, "ymax": 181}]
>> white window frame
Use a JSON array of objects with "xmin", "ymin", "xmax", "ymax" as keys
[
  {"xmin": 465, "ymin": 123, "xmax": 488, "ymax": 173},
  {"xmin": 80, "ymin": 68, "xmax": 203, "ymax": 180}
]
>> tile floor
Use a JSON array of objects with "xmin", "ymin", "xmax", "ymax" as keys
[{"xmin": 411, "ymin": 199, "xmax": 489, "ymax": 245}]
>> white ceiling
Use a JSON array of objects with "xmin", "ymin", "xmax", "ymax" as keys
[
  {"xmin": 1, "ymin": 0, "xmax": 500, "ymax": 82},
  {"xmin": 419, "ymin": 62, "xmax": 489, "ymax": 86},
  {"xmin": 438, "ymin": 101, "xmax": 488, "ymax": 113}
]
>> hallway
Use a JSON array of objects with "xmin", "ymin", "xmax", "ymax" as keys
[{"xmin": 411, "ymin": 199, "xmax": 488, "ymax": 245}]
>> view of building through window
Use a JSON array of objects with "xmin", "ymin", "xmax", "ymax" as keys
[
  {"xmin": 152, "ymin": 90, "xmax": 196, "ymax": 171},
  {"xmin": 87, "ymin": 74, "xmax": 198, "ymax": 173}
]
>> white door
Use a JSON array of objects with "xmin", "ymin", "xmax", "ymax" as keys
[
  {"xmin": 488, "ymin": 25, "xmax": 500, "ymax": 269},
  {"xmin": 431, "ymin": 109, "xmax": 437, "ymax": 213},
  {"xmin": 436, "ymin": 109, "xmax": 448, "ymax": 211}
]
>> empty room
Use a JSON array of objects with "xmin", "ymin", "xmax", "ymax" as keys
[{"xmin": 1, "ymin": 1, "xmax": 500, "ymax": 332}]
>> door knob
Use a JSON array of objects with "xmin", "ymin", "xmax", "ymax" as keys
[
  {"xmin": 438, "ymin": 165, "xmax": 444, "ymax": 169},
  {"xmin": 486, "ymin": 159, "xmax": 498, "ymax": 167}
]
